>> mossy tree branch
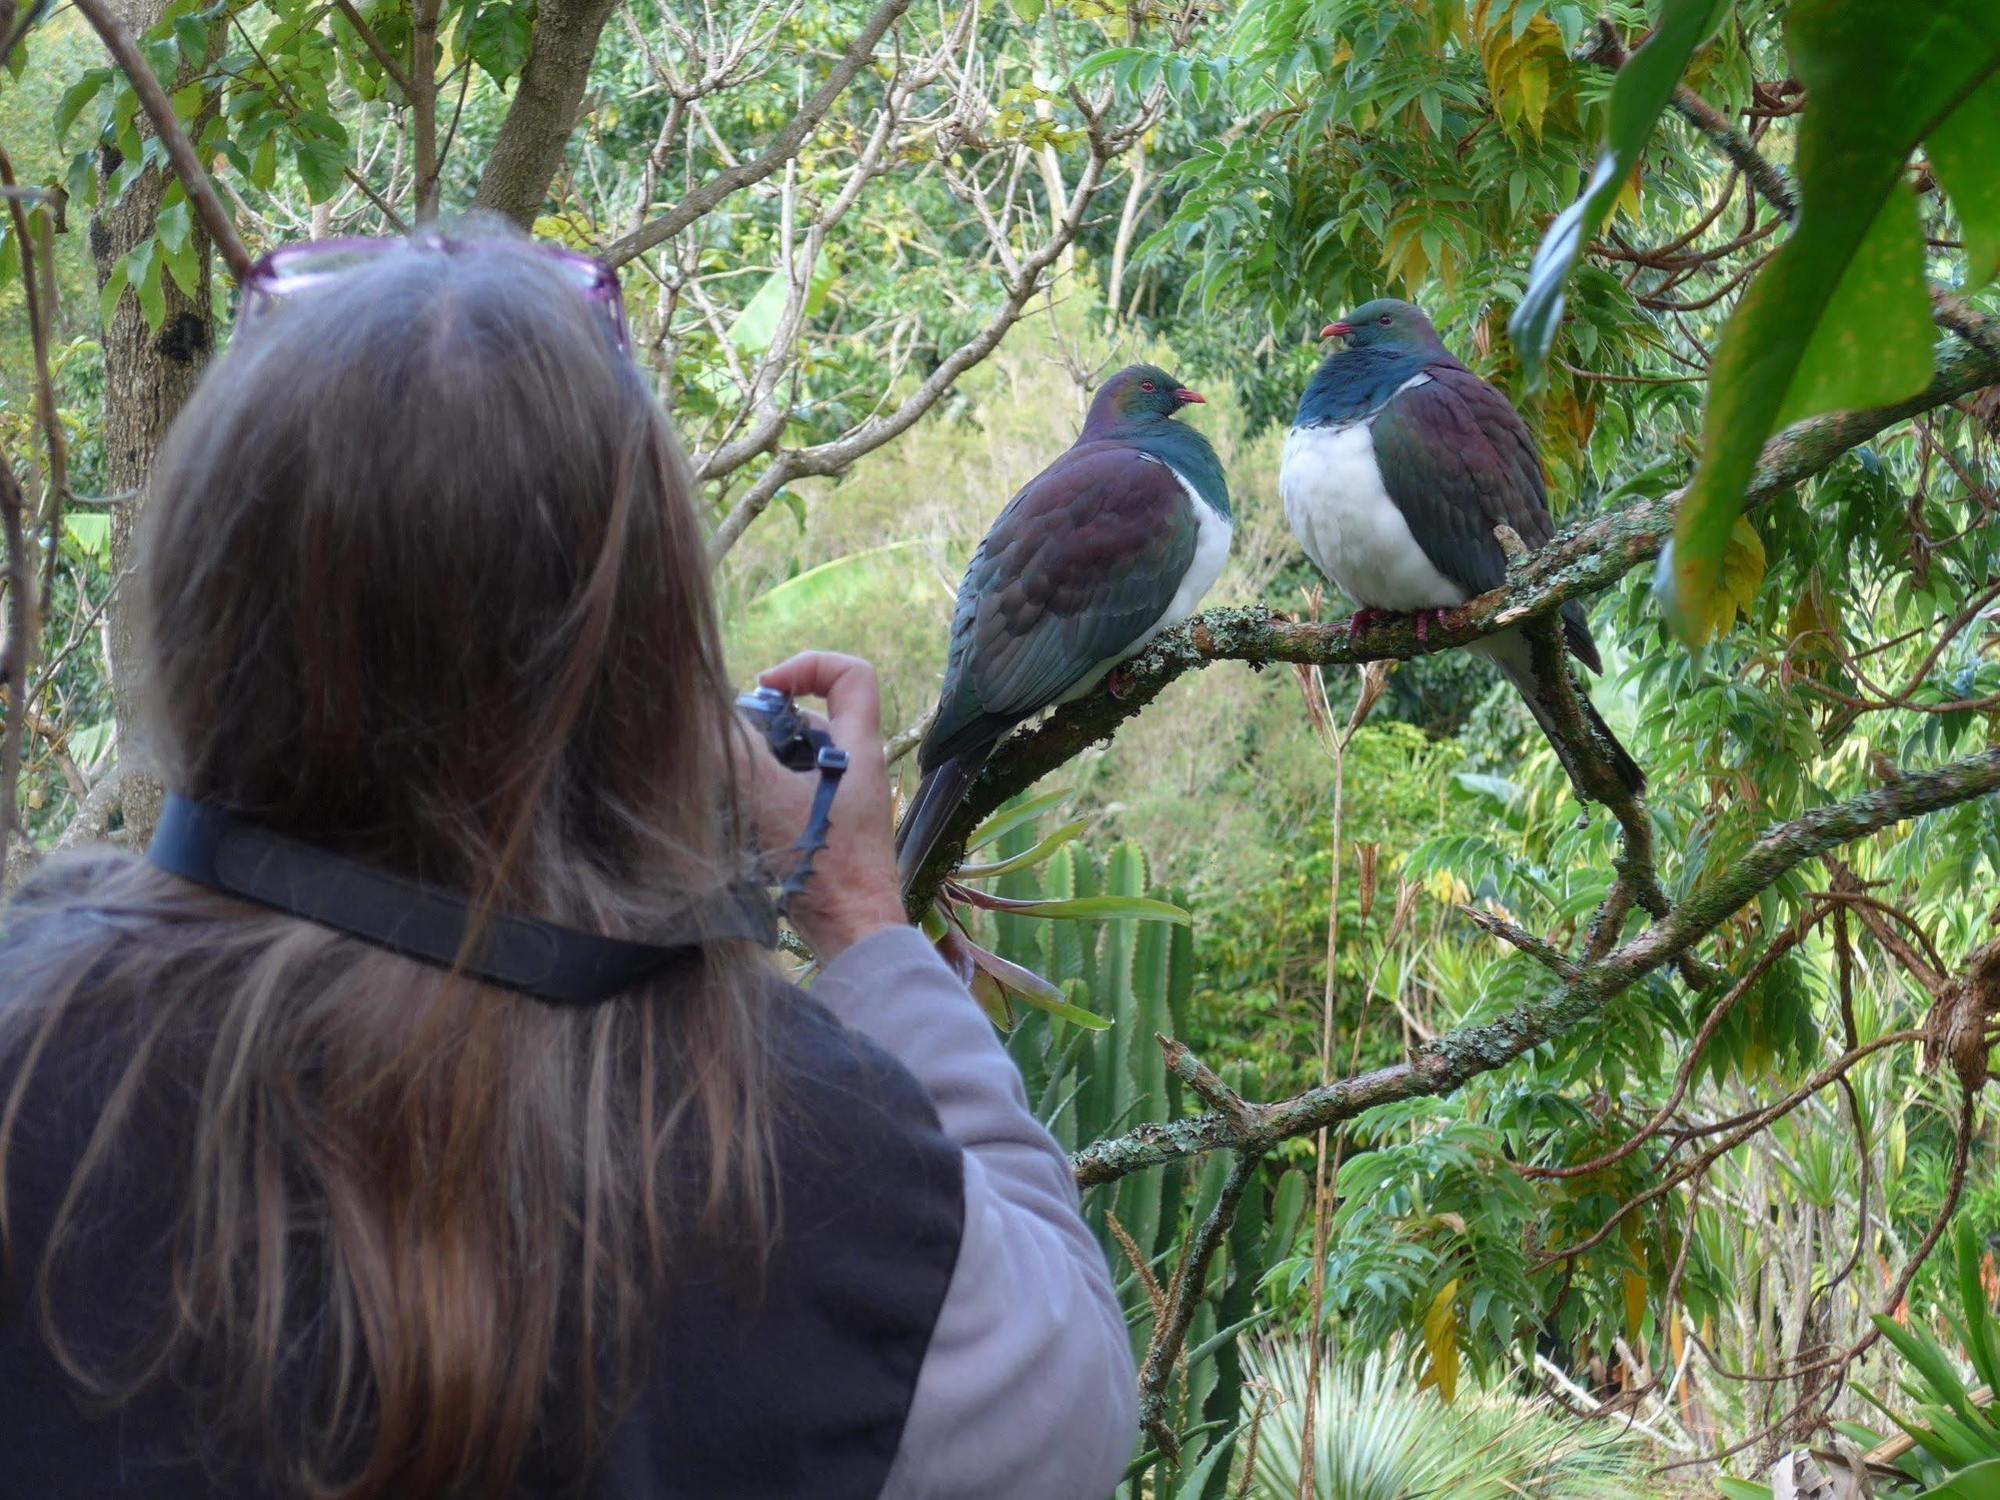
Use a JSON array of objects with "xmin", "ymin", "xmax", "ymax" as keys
[{"xmin": 1072, "ymin": 745, "xmax": 2000, "ymax": 1187}]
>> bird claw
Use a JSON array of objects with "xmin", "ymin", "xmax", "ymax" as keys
[
  {"xmin": 1345, "ymin": 607, "xmax": 1386, "ymax": 637},
  {"xmin": 1105, "ymin": 665, "xmax": 1132, "ymax": 700},
  {"xmin": 1414, "ymin": 608, "xmax": 1452, "ymax": 644}
]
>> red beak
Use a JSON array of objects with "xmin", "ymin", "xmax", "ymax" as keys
[
  {"xmin": 1321, "ymin": 321, "xmax": 1354, "ymax": 339},
  {"xmin": 1175, "ymin": 388, "xmax": 1205, "ymax": 404}
]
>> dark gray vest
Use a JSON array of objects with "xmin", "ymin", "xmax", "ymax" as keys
[{"xmin": 0, "ymin": 910, "xmax": 963, "ymax": 1499}]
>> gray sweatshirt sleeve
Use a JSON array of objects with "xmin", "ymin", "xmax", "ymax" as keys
[{"xmin": 812, "ymin": 924, "xmax": 1138, "ymax": 1500}]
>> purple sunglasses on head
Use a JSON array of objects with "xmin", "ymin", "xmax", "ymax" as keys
[{"xmin": 239, "ymin": 232, "xmax": 631, "ymax": 355}]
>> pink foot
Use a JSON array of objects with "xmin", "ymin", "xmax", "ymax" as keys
[
  {"xmin": 1414, "ymin": 608, "xmax": 1454, "ymax": 644},
  {"xmin": 1105, "ymin": 665, "xmax": 1133, "ymax": 699},
  {"xmin": 1346, "ymin": 607, "xmax": 1387, "ymax": 637}
]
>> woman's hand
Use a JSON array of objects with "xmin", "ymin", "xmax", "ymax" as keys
[{"xmin": 740, "ymin": 652, "xmax": 907, "ymax": 962}]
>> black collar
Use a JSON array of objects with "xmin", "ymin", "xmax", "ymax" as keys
[{"xmin": 147, "ymin": 795, "xmax": 777, "ymax": 1006}]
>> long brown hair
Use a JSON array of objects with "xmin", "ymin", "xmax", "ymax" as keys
[{"xmin": 0, "ymin": 231, "xmax": 775, "ymax": 1497}]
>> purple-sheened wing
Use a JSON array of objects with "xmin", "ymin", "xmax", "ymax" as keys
[
  {"xmin": 1369, "ymin": 361, "xmax": 1601, "ymax": 671},
  {"xmin": 918, "ymin": 441, "xmax": 1199, "ymax": 770}
]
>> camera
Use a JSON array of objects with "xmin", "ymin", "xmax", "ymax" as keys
[
  {"xmin": 735, "ymin": 687, "xmax": 846, "ymax": 774},
  {"xmin": 734, "ymin": 688, "xmax": 850, "ymax": 910}
]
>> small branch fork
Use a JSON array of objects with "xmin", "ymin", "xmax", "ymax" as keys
[
  {"xmin": 1135, "ymin": 1145, "xmax": 1258, "ymax": 1461},
  {"xmin": 1582, "ymin": 18, "xmax": 1799, "ymax": 225}
]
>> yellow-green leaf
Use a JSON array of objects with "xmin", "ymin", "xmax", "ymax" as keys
[
  {"xmin": 1774, "ymin": 184, "xmax": 1932, "ymax": 431},
  {"xmin": 1721, "ymin": 517, "xmax": 1767, "ymax": 617},
  {"xmin": 1422, "ymin": 1277, "xmax": 1461, "ymax": 1405}
]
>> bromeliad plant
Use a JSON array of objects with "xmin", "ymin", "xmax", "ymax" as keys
[
  {"xmin": 1719, "ymin": 1220, "xmax": 2000, "ymax": 1499},
  {"xmin": 918, "ymin": 789, "xmax": 1192, "ymax": 1030},
  {"xmin": 1854, "ymin": 1219, "xmax": 2000, "ymax": 1497}
]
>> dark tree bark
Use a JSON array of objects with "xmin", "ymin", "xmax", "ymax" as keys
[
  {"xmin": 471, "ymin": 0, "xmax": 622, "ymax": 228},
  {"xmin": 89, "ymin": 0, "xmax": 216, "ymax": 845}
]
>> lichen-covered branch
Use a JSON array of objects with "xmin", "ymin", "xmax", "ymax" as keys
[
  {"xmin": 1135, "ymin": 1149, "xmax": 1258, "ymax": 1457},
  {"xmin": 1071, "ymin": 745, "xmax": 2000, "ymax": 1187},
  {"xmin": 903, "ymin": 335, "xmax": 2000, "ymax": 912}
]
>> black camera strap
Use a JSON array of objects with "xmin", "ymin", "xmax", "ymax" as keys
[
  {"xmin": 777, "ymin": 735, "xmax": 849, "ymax": 913},
  {"xmin": 148, "ymin": 794, "xmax": 778, "ymax": 1007}
]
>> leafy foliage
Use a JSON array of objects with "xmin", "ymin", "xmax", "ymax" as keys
[{"xmin": 1667, "ymin": 1, "xmax": 2000, "ymax": 638}]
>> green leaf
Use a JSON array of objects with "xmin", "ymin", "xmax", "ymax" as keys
[
  {"xmin": 66, "ymin": 718, "xmax": 115, "ymax": 771},
  {"xmin": 155, "ymin": 196, "xmax": 192, "ymax": 255},
  {"xmin": 954, "ymin": 819, "xmax": 1090, "ymax": 880},
  {"xmin": 1508, "ymin": 0, "xmax": 1725, "ymax": 384},
  {"xmin": 0, "ymin": 221, "xmax": 17, "ymax": 287},
  {"xmin": 1930, "ymin": 74, "xmax": 2000, "ymax": 284},
  {"xmin": 251, "ymin": 134, "xmax": 278, "ymax": 191},
  {"xmin": 293, "ymin": 136, "xmax": 346, "ymax": 203},
  {"xmin": 98, "ymin": 255, "xmax": 131, "ymax": 323},
  {"xmin": 63, "ymin": 513, "xmax": 110, "ymax": 560},
  {"xmin": 1873, "ymin": 1313, "xmax": 1974, "ymax": 1417},
  {"xmin": 136, "ymin": 236, "xmax": 167, "ymax": 329},
  {"xmin": 1168, "ymin": 1431, "xmax": 1237, "ymax": 1499},
  {"xmin": 1022, "ymin": 993, "xmax": 1114, "ymax": 1030},
  {"xmin": 965, "ymin": 789, "xmax": 1074, "ymax": 854},
  {"xmin": 54, "ymin": 70, "xmax": 111, "ymax": 143},
  {"xmin": 727, "ymin": 255, "xmax": 835, "ymax": 354},
  {"xmin": 1923, "ymin": 1459, "xmax": 2000, "ymax": 1498},
  {"xmin": 1669, "ymin": 0, "xmax": 2000, "ymax": 642},
  {"xmin": 173, "ymin": 10, "xmax": 210, "ymax": 63},
  {"xmin": 742, "ymin": 540, "xmax": 927, "ymax": 622},
  {"xmin": 1774, "ymin": 185, "xmax": 1932, "ymax": 429},
  {"xmin": 1957, "ymin": 1219, "xmax": 2000, "ymax": 1397},
  {"xmin": 467, "ymin": 1, "xmax": 534, "ymax": 82},
  {"xmin": 961, "ymin": 892, "xmax": 1192, "ymax": 925},
  {"xmin": 1074, "ymin": 45, "xmax": 1145, "ymax": 83}
]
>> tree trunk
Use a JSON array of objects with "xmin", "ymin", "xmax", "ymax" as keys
[
  {"xmin": 90, "ymin": 0, "xmax": 216, "ymax": 847},
  {"xmin": 471, "ymin": 0, "xmax": 620, "ymax": 228}
]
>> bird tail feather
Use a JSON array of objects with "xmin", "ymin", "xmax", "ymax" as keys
[
  {"xmin": 1474, "ymin": 633, "xmax": 1646, "ymax": 798},
  {"xmin": 894, "ymin": 747, "xmax": 992, "ymax": 895}
]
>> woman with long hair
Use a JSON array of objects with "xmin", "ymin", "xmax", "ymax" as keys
[{"xmin": 0, "ymin": 231, "xmax": 1136, "ymax": 1498}]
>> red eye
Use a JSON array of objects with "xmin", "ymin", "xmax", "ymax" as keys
[
  {"xmin": 1140, "ymin": 381, "xmax": 1156, "ymax": 392},
  {"xmin": 1379, "ymin": 315, "xmax": 1392, "ymax": 326}
]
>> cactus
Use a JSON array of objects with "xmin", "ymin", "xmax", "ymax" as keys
[{"xmin": 980, "ymin": 801, "xmax": 1306, "ymax": 1496}]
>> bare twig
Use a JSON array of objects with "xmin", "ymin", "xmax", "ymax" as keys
[
  {"xmin": 1459, "ymin": 904, "xmax": 1583, "ymax": 982},
  {"xmin": 604, "ymin": 0, "xmax": 915, "ymax": 268}
]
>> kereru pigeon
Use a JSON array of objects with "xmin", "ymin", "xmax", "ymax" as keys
[
  {"xmin": 1279, "ymin": 298, "xmax": 1644, "ymax": 795},
  {"xmin": 896, "ymin": 364, "xmax": 1233, "ymax": 891}
]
